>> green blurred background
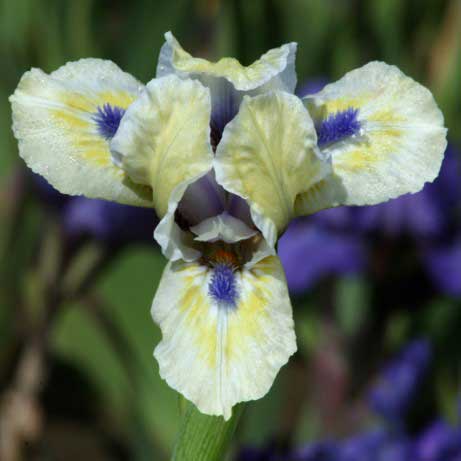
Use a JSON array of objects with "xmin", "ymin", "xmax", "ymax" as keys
[{"xmin": 0, "ymin": 1, "xmax": 460, "ymax": 460}]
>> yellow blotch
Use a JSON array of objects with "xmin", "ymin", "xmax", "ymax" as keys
[
  {"xmin": 177, "ymin": 272, "xmax": 219, "ymax": 368},
  {"xmin": 96, "ymin": 91, "xmax": 135, "ymax": 109},
  {"xmin": 224, "ymin": 263, "xmax": 275, "ymax": 363},
  {"xmin": 337, "ymin": 149, "xmax": 375, "ymax": 172},
  {"xmin": 337, "ymin": 128, "xmax": 402, "ymax": 174},
  {"xmin": 51, "ymin": 109, "xmax": 90, "ymax": 130},
  {"xmin": 80, "ymin": 148, "xmax": 113, "ymax": 167},
  {"xmin": 368, "ymin": 108, "xmax": 405, "ymax": 125},
  {"xmin": 52, "ymin": 90, "xmax": 138, "ymax": 170},
  {"xmin": 59, "ymin": 92, "xmax": 95, "ymax": 113},
  {"xmin": 60, "ymin": 90, "xmax": 135, "ymax": 113},
  {"xmin": 322, "ymin": 96, "xmax": 370, "ymax": 115}
]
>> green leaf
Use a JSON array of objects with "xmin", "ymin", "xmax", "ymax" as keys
[{"xmin": 172, "ymin": 401, "xmax": 243, "ymax": 461}]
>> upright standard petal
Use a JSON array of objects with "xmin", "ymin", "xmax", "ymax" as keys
[
  {"xmin": 110, "ymin": 75, "xmax": 213, "ymax": 261},
  {"xmin": 297, "ymin": 62, "xmax": 447, "ymax": 214},
  {"xmin": 214, "ymin": 91, "xmax": 329, "ymax": 247},
  {"xmin": 157, "ymin": 31, "xmax": 297, "ymax": 93},
  {"xmin": 152, "ymin": 253, "xmax": 296, "ymax": 420},
  {"xmin": 9, "ymin": 59, "xmax": 151, "ymax": 206}
]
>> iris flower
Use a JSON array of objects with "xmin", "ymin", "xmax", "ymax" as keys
[{"xmin": 10, "ymin": 32, "xmax": 447, "ymax": 419}]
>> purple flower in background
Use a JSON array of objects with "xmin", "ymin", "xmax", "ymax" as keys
[
  {"xmin": 33, "ymin": 174, "xmax": 70, "ymax": 210},
  {"xmin": 338, "ymin": 430, "xmax": 388, "ymax": 461},
  {"xmin": 338, "ymin": 430, "xmax": 415, "ymax": 461},
  {"xmin": 312, "ymin": 206, "xmax": 361, "ymax": 233},
  {"xmin": 368, "ymin": 340, "xmax": 432, "ymax": 423},
  {"xmin": 33, "ymin": 173, "xmax": 158, "ymax": 247},
  {"xmin": 278, "ymin": 217, "xmax": 365, "ymax": 296},
  {"xmin": 236, "ymin": 340, "xmax": 460, "ymax": 461},
  {"xmin": 418, "ymin": 145, "xmax": 461, "ymax": 297},
  {"xmin": 63, "ymin": 197, "xmax": 156, "ymax": 245},
  {"xmin": 422, "ymin": 235, "xmax": 461, "ymax": 298},
  {"xmin": 356, "ymin": 188, "xmax": 444, "ymax": 239},
  {"xmin": 415, "ymin": 421, "xmax": 461, "ymax": 461},
  {"xmin": 292, "ymin": 440, "xmax": 339, "ymax": 461}
]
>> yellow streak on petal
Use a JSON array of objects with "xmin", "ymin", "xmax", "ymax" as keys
[
  {"xmin": 177, "ymin": 269, "xmax": 219, "ymax": 368},
  {"xmin": 224, "ymin": 258, "xmax": 275, "ymax": 363},
  {"xmin": 49, "ymin": 90, "xmax": 137, "ymax": 169},
  {"xmin": 321, "ymin": 96, "xmax": 370, "ymax": 114},
  {"xmin": 96, "ymin": 91, "xmax": 135, "ymax": 108}
]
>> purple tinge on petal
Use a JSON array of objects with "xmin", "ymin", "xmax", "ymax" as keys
[
  {"xmin": 210, "ymin": 82, "xmax": 240, "ymax": 151},
  {"xmin": 368, "ymin": 339, "xmax": 432, "ymax": 422},
  {"xmin": 63, "ymin": 196, "xmax": 157, "ymax": 245},
  {"xmin": 177, "ymin": 172, "xmax": 226, "ymax": 226},
  {"xmin": 316, "ymin": 108, "xmax": 361, "ymax": 147},
  {"xmin": 227, "ymin": 194, "xmax": 253, "ymax": 227},
  {"xmin": 278, "ymin": 217, "xmax": 366, "ymax": 295},
  {"xmin": 416, "ymin": 421, "xmax": 461, "ymax": 461},
  {"xmin": 92, "ymin": 103, "xmax": 126, "ymax": 140},
  {"xmin": 295, "ymin": 77, "xmax": 328, "ymax": 98},
  {"xmin": 422, "ymin": 235, "xmax": 461, "ymax": 297}
]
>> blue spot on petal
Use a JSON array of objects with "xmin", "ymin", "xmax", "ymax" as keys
[
  {"xmin": 209, "ymin": 263, "xmax": 238, "ymax": 307},
  {"xmin": 93, "ymin": 103, "xmax": 125, "ymax": 140},
  {"xmin": 317, "ymin": 107, "xmax": 361, "ymax": 147}
]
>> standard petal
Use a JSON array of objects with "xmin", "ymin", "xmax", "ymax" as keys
[
  {"xmin": 110, "ymin": 74, "xmax": 214, "ymax": 261},
  {"xmin": 152, "ymin": 255, "xmax": 296, "ymax": 420},
  {"xmin": 297, "ymin": 61, "xmax": 447, "ymax": 214},
  {"xmin": 214, "ymin": 91, "xmax": 330, "ymax": 247},
  {"xmin": 9, "ymin": 59, "xmax": 151, "ymax": 206},
  {"xmin": 157, "ymin": 31, "xmax": 297, "ymax": 93}
]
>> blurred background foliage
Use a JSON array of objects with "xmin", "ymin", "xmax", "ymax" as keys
[{"xmin": 0, "ymin": 0, "xmax": 460, "ymax": 460}]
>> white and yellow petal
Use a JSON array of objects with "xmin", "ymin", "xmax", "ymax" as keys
[
  {"xmin": 152, "ymin": 253, "xmax": 296, "ymax": 420},
  {"xmin": 157, "ymin": 31, "xmax": 297, "ymax": 93},
  {"xmin": 214, "ymin": 91, "xmax": 330, "ymax": 247},
  {"xmin": 110, "ymin": 74, "xmax": 214, "ymax": 261},
  {"xmin": 9, "ymin": 59, "xmax": 151, "ymax": 206},
  {"xmin": 297, "ymin": 61, "xmax": 447, "ymax": 214}
]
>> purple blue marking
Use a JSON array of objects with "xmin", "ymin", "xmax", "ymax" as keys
[
  {"xmin": 93, "ymin": 103, "xmax": 125, "ymax": 140},
  {"xmin": 209, "ymin": 263, "xmax": 238, "ymax": 307},
  {"xmin": 316, "ymin": 107, "xmax": 361, "ymax": 147}
]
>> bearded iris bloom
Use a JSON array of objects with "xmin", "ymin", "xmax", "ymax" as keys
[{"xmin": 10, "ymin": 32, "xmax": 447, "ymax": 420}]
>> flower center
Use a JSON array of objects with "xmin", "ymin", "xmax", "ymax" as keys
[
  {"xmin": 93, "ymin": 103, "xmax": 125, "ymax": 140},
  {"xmin": 316, "ymin": 107, "xmax": 361, "ymax": 147}
]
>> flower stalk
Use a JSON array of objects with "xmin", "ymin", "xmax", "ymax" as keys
[{"xmin": 172, "ymin": 401, "xmax": 244, "ymax": 461}]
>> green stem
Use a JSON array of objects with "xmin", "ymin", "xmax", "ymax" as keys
[{"xmin": 172, "ymin": 401, "xmax": 244, "ymax": 461}]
